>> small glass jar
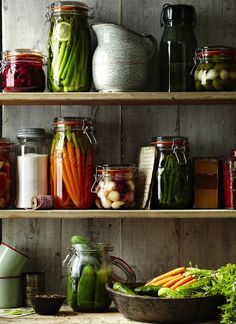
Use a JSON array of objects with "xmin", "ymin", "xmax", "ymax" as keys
[
  {"xmin": 223, "ymin": 149, "xmax": 236, "ymax": 209},
  {"xmin": 2, "ymin": 49, "xmax": 45, "ymax": 92},
  {"xmin": 0, "ymin": 138, "xmax": 15, "ymax": 208},
  {"xmin": 46, "ymin": 1, "xmax": 92, "ymax": 92},
  {"xmin": 194, "ymin": 46, "xmax": 236, "ymax": 91},
  {"xmin": 63, "ymin": 242, "xmax": 136, "ymax": 312},
  {"xmin": 16, "ymin": 128, "xmax": 49, "ymax": 209},
  {"xmin": 92, "ymin": 164, "xmax": 137, "ymax": 209},
  {"xmin": 151, "ymin": 136, "xmax": 193, "ymax": 209},
  {"xmin": 51, "ymin": 117, "xmax": 96, "ymax": 209}
]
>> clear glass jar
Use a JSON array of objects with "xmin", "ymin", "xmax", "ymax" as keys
[
  {"xmin": 0, "ymin": 138, "xmax": 15, "ymax": 208},
  {"xmin": 2, "ymin": 49, "xmax": 45, "ymax": 92},
  {"xmin": 159, "ymin": 4, "xmax": 197, "ymax": 91},
  {"xmin": 194, "ymin": 46, "xmax": 236, "ymax": 91},
  {"xmin": 46, "ymin": 1, "xmax": 92, "ymax": 92},
  {"xmin": 51, "ymin": 117, "xmax": 96, "ymax": 209},
  {"xmin": 63, "ymin": 242, "xmax": 136, "ymax": 312},
  {"xmin": 151, "ymin": 136, "xmax": 193, "ymax": 209},
  {"xmin": 223, "ymin": 149, "xmax": 236, "ymax": 209},
  {"xmin": 92, "ymin": 164, "xmax": 137, "ymax": 209},
  {"xmin": 16, "ymin": 128, "xmax": 49, "ymax": 209}
]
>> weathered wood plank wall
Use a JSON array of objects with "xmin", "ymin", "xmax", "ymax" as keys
[{"xmin": 2, "ymin": 0, "xmax": 236, "ymax": 294}]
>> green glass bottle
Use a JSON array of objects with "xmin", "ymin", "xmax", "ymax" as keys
[{"xmin": 159, "ymin": 4, "xmax": 197, "ymax": 92}]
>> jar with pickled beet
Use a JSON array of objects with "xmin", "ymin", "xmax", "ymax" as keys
[
  {"xmin": 92, "ymin": 164, "xmax": 137, "ymax": 209},
  {"xmin": 51, "ymin": 117, "xmax": 96, "ymax": 209},
  {"xmin": 2, "ymin": 49, "xmax": 45, "ymax": 92},
  {"xmin": 194, "ymin": 46, "xmax": 236, "ymax": 91},
  {"xmin": 151, "ymin": 136, "xmax": 193, "ymax": 209},
  {"xmin": 46, "ymin": 1, "xmax": 93, "ymax": 92},
  {"xmin": 0, "ymin": 139, "xmax": 15, "ymax": 208}
]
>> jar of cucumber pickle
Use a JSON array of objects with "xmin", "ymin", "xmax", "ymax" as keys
[
  {"xmin": 151, "ymin": 136, "xmax": 193, "ymax": 209},
  {"xmin": 194, "ymin": 46, "xmax": 236, "ymax": 91}
]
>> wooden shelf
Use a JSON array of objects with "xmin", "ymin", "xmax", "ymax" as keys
[
  {"xmin": 1, "ymin": 209, "xmax": 236, "ymax": 219},
  {"xmin": 1, "ymin": 91, "xmax": 236, "ymax": 105}
]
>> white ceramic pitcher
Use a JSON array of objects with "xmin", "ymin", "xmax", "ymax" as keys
[{"xmin": 92, "ymin": 23, "xmax": 157, "ymax": 92}]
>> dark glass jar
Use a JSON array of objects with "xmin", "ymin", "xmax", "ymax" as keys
[
  {"xmin": 194, "ymin": 46, "xmax": 236, "ymax": 91},
  {"xmin": 92, "ymin": 164, "xmax": 137, "ymax": 209},
  {"xmin": 159, "ymin": 4, "xmax": 197, "ymax": 91},
  {"xmin": 0, "ymin": 138, "xmax": 15, "ymax": 208},
  {"xmin": 151, "ymin": 136, "xmax": 193, "ymax": 209},
  {"xmin": 16, "ymin": 128, "xmax": 49, "ymax": 209},
  {"xmin": 46, "ymin": 1, "xmax": 92, "ymax": 92},
  {"xmin": 2, "ymin": 49, "xmax": 45, "ymax": 92},
  {"xmin": 51, "ymin": 117, "xmax": 96, "ymax": 209}
]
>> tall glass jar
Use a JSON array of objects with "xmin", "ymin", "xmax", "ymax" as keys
[
  {"xmin": 51, "ymin": 117, "xmax": 96, "ymax": 209},
  {"xmin": 223, "ymin": 149, "xmax": 236, "ymax": 209},
  {"xmin": 2, "ymin": 49, "xmax": 45, "ymax": 92},
  {"xmin": 16, "ymin": 128, "xmax": 49, "ymax": 209},
  {"xmin": 46, "ymin": 1, "xmax": 92, "ymax": 92},
  {"xmin": 194, "ymin": 46, "xmax": 236, "ymax": 91},
  {"xmin": 0, "ymin": 139, "xmax": 15, "ymax": 208},
  {"xmin": 92, "ymin": 164, "xmax": 137, "ymax": 209},
  {"xmin": 151, "ymin": 136, "xmax": 193, "ymax": 209},
  {"xmin": 159, "ymin": 4, "xmax": 197, "ymax": 91}
]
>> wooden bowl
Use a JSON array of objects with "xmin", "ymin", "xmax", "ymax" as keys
[
  {"xmin": 106, "ymin": 284, "xmax": 225, "ymax": 323},
  {"xmin": 30, "ymin": 294, "xmax": 65, "ymax": 315}
]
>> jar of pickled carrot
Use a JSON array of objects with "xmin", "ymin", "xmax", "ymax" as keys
[
  {"xmin": 51, "ymin": 117, "xmax": 96, "ymax": 209},
  {"xmin": 2, "ymin": 49, "xmax": 45, "ymax": 92}
]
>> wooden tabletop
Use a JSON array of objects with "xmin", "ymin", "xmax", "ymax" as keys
[{"xmin": 0, "ymin": 306, "xmax": 220, "ymax": 324}]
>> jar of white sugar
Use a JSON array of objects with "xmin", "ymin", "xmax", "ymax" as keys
[{"xmin": 16, "ymin": 128, "xmax": 49, "ymax": 209}]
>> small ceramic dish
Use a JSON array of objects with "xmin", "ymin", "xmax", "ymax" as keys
[{"xmin": 30, "ymin": 294, "xmax": 65, "ymax": 315}]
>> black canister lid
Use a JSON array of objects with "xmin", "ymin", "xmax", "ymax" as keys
[
  {"xmin": 161, "ymin": 4, "xmax": 196, "ymax": 27},
  {"xmin": 17, "ymin": 128, "xmax": 46, "ymax": 139}
]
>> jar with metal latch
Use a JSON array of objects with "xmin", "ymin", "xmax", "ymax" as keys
[
  {"xmin": 50, "ymin": 117, "xmax": 96, "ymax": 209},
  {"xmin": 92, "ymin": 164, "xmax": 137, "ymax": 209},
  {"xmin": 46, "ymin": 1, "xmax": 93, "ymax": 92},
  {"xmin": 63, "ymin": 241, "xmax": 136, "ymax": 312},
  {"xmin": 1, "ymin": 49, "xmax": 45, "ymax": 92},
  {"xmin": 193, "ymin": 46, "xmax": 236, "ymax": 91},
  {"xmin": 151, "ymin": 136, "xmax": 193, "ymax": 209}
]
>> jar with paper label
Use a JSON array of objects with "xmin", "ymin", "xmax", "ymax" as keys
[
  {"xmin": 51, "ymin": 117, "xmax": 96, "ymax": 209},
  {"xmin": 16, "ymin": 128, "xmax": 49, "ymax": 209},
  {"xmin": 151, "ymin": 136, "xmax": 193, "ymax": 209},
  {"xmin": 92, "ymin": 164, "xmax": 137, "ymax": 209}
]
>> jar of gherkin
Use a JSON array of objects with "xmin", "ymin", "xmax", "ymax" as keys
[
  {"xmin": 46, "ymin": 1, "xmax": 93, "ymax": 92},
  {"xmin": 194, "ymin": 46, "xmax": 236, "ymax": 91},
  {"xmin": 50, "ymin": 117, "xmax": 96, "ymax": 209},
  {"xmin": 151, "ymin": 136, "xmax": 193, "ymax": 209}
]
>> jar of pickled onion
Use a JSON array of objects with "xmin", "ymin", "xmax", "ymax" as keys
[
  {"xmin": 51, "ymin": 117, "xmax": 96, "ymax": 209},
  {"xmin": 2, "ymin": 49, "xmax": 45, "ymax": 92}
]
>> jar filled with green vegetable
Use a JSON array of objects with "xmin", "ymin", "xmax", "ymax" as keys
[
  {"xmin": 159, "ymin": 4, "xmax": 197, "ymax": 91},
  {"xmin": 194, "ymin": 46, "xmax": 236, "ymax": 91},
  {"xmin": 46, "ymin": 1, "xmax": 92, "ymax": 92},
  {"xmin": 151, "ymin": 136, "xmax": 193, "ymax": 209},
  {"xmin": 50, "ymin": 117, "xmax": 96, "ymax": 209},
  {"xmin": 63, "ymin": 235, "xmax": 136, "ymax": 312}
]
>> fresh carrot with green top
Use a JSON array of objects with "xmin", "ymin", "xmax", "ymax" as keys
[
  {"xmin": 163, "ymin": 274, "xmax": 184, "ymax": 288},
  {"xmin": 171, "ymin": 276, "xmax": 193, "ymax": 290},
  {"xmin": 146, "ymin": 267, "xmax": 186, "ymax": 286}
]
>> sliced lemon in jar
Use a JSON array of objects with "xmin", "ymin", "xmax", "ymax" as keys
[{"xmin": 54, "ymin": 22, "xmax": 71, "ymax": 41}]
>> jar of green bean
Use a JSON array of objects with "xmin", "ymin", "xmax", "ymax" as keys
[
  {"xmin": 194, "ymin": 46, "xmax": 236, "ymax": 91},
  {"xmin": 46, "ymin": 1, "xmax": 93, "ymax": 92},
  {"xmin": 151, "ymin": 136, "xmax": 193, "ymax": 209}
]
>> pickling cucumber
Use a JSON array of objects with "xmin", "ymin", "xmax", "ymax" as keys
[
  {"xmin": 67, "ymin": 276, "xmax": 79, "ymax": 311},
  {"xmin": 94, "ymin": 268, "xmax": 112, "ymax": 311},
  {"xmin": 112, "ymin": 282, "xmax": 136, "ymax": 295},
  {"xmin": 77, "ymin": 264, "xmax": 95, "ymax": 311},
  {"xmin": 134, "ymin": 284, "xmax": 161, "ymax": 297},
  {"xmin": 158, "ymin": 287, "xmax": 181, "ymax": 298}
]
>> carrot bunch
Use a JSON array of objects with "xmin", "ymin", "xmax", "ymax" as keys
[
  {"xmin": 50, "ymin": 128, "xmax": 95, "ymax": 209},
  {"xmin": 145, "ymin": 267, "xmax": 197, "ymax": 290}
]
